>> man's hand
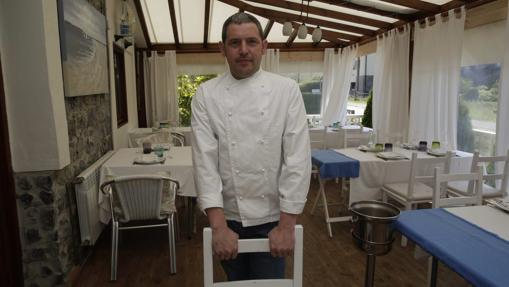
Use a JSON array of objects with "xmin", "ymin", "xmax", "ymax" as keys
[
  {"xmin": 206, "ymin": 207, "xmax": 238, "ymax": 260},
  {"xmin": 268, "ymin": 212, "xmax": 297, "ymax": 257},
  {"xmin": 212, "ymin": 225, "xmax": 239, "ymax": 260}
]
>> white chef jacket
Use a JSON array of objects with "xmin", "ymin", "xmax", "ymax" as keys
[{"xmin": 191, "ymin": 69, "xmax": 311, "ymax": 227}]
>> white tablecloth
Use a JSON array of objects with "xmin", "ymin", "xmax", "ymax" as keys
[
  {"xmin": 447, "ymin": 205, "xmax": 509, "ymax": 241},
  {"xmin": 309, "ymin": 126, "xmax": 371, "ymax": 149},
  {"xmin": 128, "ymin": 127, "xmax": 192, "ymax": 147},
  {"xmin": 336, "ymin": 147, "xmax": 473, "ymax": 204},
  {"xmin": 99, "ymin": 147, "xmax": 195, "ymax": 223}
]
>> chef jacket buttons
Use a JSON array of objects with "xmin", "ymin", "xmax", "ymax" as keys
[
  {"xmin": 239, "ymin": 196, "xmax": 243, "ymax": 200},
  {"xmin": 228, "ymin": 112, "xmax": 232, "ymax": 117},
  {"xmin": 258, "ymin": 139, "xmax": 265, "ymax": 144},
  {"xmin": 235, "ymin": 170, "xmax": 240, "ymax": 174},
  {"xmin": 261, "ymin": 194, "xmax": 265, "ymax": 198},
  {"xmin": 231, "ymin": 141, "xmax": 236, "ymax": 146}
]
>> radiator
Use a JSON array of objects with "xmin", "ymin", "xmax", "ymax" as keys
[{"xmin": 74, "ymin": 151, "xmax": 115, "ymax": 245}]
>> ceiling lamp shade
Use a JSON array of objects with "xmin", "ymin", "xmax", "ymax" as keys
[
  {"xmin": 312, "ymin": 26, "xmax": 322, "ymax": 42},
  {"xmin": 282, "ymin": 21, "xmax": 293, "ymax": 36},
  {"xmin": 297, "ymin": 24, "xmax": 307, "ymax": 39}
]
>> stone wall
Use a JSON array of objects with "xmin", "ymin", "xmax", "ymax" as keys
[{"xmin": 14, "ymin": 1, "xmax": 111, "ymax": 286}]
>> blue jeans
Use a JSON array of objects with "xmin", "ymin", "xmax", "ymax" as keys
[{"xmin": 221, "ymin": 220, "xmax": 285, "ymax": 281}]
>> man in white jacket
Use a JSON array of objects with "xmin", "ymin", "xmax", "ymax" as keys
[{"xmin": 191, "ymin": 12, "xmax": 311, "ymax": 281}]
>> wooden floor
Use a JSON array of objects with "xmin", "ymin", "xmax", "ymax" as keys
[{"xmin": 74, "ymin": 179, "xmax": 471, "ymax": 287}]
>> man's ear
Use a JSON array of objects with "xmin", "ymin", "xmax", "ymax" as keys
[
  {"xmin": 261, "ymin": 39, "xmax": 268, "ymax": 55},
  {"xmin": 219, "ymin": 41, "xmax": 226, "ymax": 57}
]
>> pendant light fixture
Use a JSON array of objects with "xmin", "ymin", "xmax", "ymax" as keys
[
  {"xmin": 312, "ymin": 26, "xmax": 322, "ymax": 42},
  {"xmin": 282, "ymin": 21, "xmax": 293, "ymax": 36},
  {"xmin": 297, "ymin": 0, "xmax": 308, "ymax": 39}
]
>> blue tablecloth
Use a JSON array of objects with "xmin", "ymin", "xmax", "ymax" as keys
[
  {"xmin": 311, "ymin": 149, "xmax": 360, "ymax": 179},
  {"xmin": 394, "ymin": 208, "xmax": 509, "ymax": 287}
]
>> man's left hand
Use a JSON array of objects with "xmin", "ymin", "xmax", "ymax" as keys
[{"xmin": 268, "ymin": 221, "xmax": 295, "ymax": 257}]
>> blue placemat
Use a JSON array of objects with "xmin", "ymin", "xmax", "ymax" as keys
[
  {"xmin": 394, "ymin": 208, "xmax": 509, "ymax": 287},
  {"xmin": 311, "ymin": 149, "xmax": 360, "ymax": 179}
]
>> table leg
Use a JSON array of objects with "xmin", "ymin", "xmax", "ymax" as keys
[
  {"xmin": 318, "ymin": 178, "xmax": 333, "ymax": 237},
  {"xmin": 428, "ymin": 256, "xmax": 438, "ymax": 287}
]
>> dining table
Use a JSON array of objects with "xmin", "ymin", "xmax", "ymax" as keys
[
  {"xmin": 394, "ymin": 205, "xmax": 509, "ymax": 287},
  {"xmin": 98, "ymin": 146, "xmax": 195, "ymax": 224},
  {"xmin": 336, "ymin": 147, "xmax": 473, "ymax": 204},
  {"xmin": 128, "ymin": 127, "xmax": 193, "ymax": 147}
]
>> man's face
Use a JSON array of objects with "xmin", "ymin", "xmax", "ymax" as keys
[{"xmin": 220, "ymin": 23, "xmax": 268, "ymax": 79}]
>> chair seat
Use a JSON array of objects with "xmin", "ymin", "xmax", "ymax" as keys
[
  {"xmin": 383, "ymin": 182, "xmax": 434, "ymax": 200},
  {"xmin": 448, "ymin": 181, "xmax": 504, "ymax": 198}
]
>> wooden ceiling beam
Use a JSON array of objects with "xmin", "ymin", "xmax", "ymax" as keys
[
  {"xmin": 203, "ymin": 0, "xmax": 211, "ymax": 47},
  {"xmin": 263, "ymin": 20, "xmax": 274, "ymax": 39},
  {"xmin": 312, "ymin": 0, "xmax": 412, "ymax": 21},
  {"xmin": 247, "ymin": 0, "xmax": 392, "ymax": 28},
  {"xmin": 286, "ymin": 28, "xmax": 298, "ymax": 47},
  {"xmin": 150, "ymin": 42, "xmax": 338, "ymax": 53},
  {"xmin": 379, "ymin": 0, "xmax": 441, "ymax": 13},
  {"xmin": 167, "ymin": 0, "xmax": 180, "ymax": 47},
  {"xmin": 218, "ymin": 0, "xmax": 376, "ymax": 36},
  {"xmin": 133, "ymin": 0, "xmax": 152, "ymax": 48}
]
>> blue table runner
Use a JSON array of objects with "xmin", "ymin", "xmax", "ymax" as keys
[
  {"xmin": 311, "ymin": 149, "xmax": 360, "ymax": 179},
  {"xmin": 394, "ymin": 208, "xmax": 509, "ymax": 287}
]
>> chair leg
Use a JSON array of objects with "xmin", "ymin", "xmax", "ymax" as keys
[
  {"xmin": 111, "ymin": 221, "xmax": 119, "ymax": 281},
  {"xmin": 310, "ymin": 181, "xmax": 322, "ymax": 215},
  {"xmin": 168, "ymin": 214, "xmax": 177, "ymax": 274},
  {"xmin": 401, "ymin": 203, "xmax": 412, "ymax": 247}
]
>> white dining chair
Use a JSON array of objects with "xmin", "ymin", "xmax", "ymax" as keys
[
  {"xmin": 310, "ymin": 126, "xmax": 327, "ymax": 149},
  {"xmin": 432, "ymin": 166, "xmax": 483, "ymax": 208},
  {"xmin": 342, "ymin": 125, "xmax": 363, "ymax": 148},
  {"xmin": 448, "ymin": 149, "xmax": 509, "ymax": 200},
  {"xmin": 381, "ymin": 151, "xmax": 452, "ymax": 246},
  {"xmin": 100, "ymin": 175, "xmax": 180, "ymax": 281},
  {"xmin": 203, "ymin": 225, "xmax": 303, "ymax": 287}
]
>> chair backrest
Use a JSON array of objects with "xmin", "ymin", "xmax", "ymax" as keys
[
  {"xmin": 170, "ymin": 131, "xmax": 185, "ymax": 146},
  {"xmin": 100, "ymin": 175, "xmax": 179, "ymax": 222},
  {"xmin": 406, "ymin": 152, "xmax": 453, "ymax": 199},
  {"xmin": 342, "ymin": 125, "xmax": 363, "ymax": 148},
  {"xmin": 133, "ymin": 132, "xmax": 170, "ymax": 147},
  {"xmin": 468, "ymin": 149, "xmax": 509, "ymax": 197},
  {"xmin": 203, "ymin": 225, "xmax": 303, "ymax": 287},
  {"xmin": 310, "ymin": 127, "xmax": 327, "ymax": 149},
  {"xmin": 432, "ymin": 166, "xmax": 483, "ymax": 208}
]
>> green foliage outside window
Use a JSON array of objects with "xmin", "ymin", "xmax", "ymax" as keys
[
  {"xmin": 457, "ymin": 98, "xmax": 475, "ymax": 152},
  {"xmin": 177, "ymin": 74, "xmax": 217, "ymax": 126},
  {"xmin": 361, "ymin": 90, "xmax": 373, "ymax": 128}
]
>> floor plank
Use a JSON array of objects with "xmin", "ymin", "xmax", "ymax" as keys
[{"xmin": 74, "ymin": 179, "xmax": 471, "ymax": 286}]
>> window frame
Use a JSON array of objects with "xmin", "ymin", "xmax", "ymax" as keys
[{"xmin": 113, "ymin": 44, "xmax": 128, "ymax": 128}]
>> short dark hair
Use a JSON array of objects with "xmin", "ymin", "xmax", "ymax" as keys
[{"xmin": 221, "ymin": 12, "xmax": 264, "ymax": 43}]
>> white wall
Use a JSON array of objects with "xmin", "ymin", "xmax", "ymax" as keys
[
  {"xmin": 462, "ymin": 19, "xmax": 507, "ymax": 66},
  {"xmin": 107, "ymin": 0, "xmax": 139, "ymax": 148},
  {"xmin": 0, "ymin": 0, "xmax": 70, "ymax": 172}
]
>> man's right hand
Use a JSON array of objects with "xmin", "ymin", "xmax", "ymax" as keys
[
  {"xmin": 212, "ymin": 225, "xmax": 238, "ymax": 260},
  {"xmin": 206, "ymin": 207, "xmax": 238, "ymax": 261}
]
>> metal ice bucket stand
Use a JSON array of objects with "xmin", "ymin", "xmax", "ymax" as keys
[{"xmin": 350, "ymin": 201, "xmax": 400, "ymax": 287}]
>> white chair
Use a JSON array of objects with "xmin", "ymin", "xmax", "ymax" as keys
[
  {"xmin": 100, "ymin": 175, "xmax": 180, "ymax": 281},
  {"xmin": 170, "ymin": 131, "xmax": 185, "ymax": 146},
  {"xmin": 133, "ymin": 131, "xmax": 170, "ymax": 147},
  {"xmin": 310, "ymin": 126, "xmax": 327, "ymax": 149},
  {"xmin": 432, "ymin": 166, "xmax": 483, "ymax": 208},
  {"xmin": 203, "ymin": 225, "xmax": 303, "ymax": 287},
  {"xmin": 342, "ymin": 125, "xmax": 363, "ymax": 148},
  {"xmin": 381, "ymin": 152, "xmax": 452, "ymax": 246},
  {"xmin": 448, "ymin": 149, "xmax": 509, "ymax": 200}
]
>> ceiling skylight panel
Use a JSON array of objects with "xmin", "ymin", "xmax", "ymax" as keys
[
  {"xmin": 245, "ymin": 1, "xmax": 379, "ymax": 31},
  {"xmin": 141, "ymin": 0, "xmax": 174, "ymax": 43},
  {"xmin": 285, "ymin": 0, "xmax": 399, "ymax": 23},
  {"xmin": 209, "ymin": 0, "xmax": 238, "ymax": 42},
  {"xmin": 423, "ymin": 0, "xmax": 452, "ymax": 5},
  {"xmin": 175, "ymin": 0, "xmax": 204, "ymax": 43},
  {"xmin": 358, "ymin": 0, "xmax": 416, "ymax": 14}
]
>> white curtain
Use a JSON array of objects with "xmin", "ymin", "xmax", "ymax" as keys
[
  {"xmin": 261, "ymin": 49, "xmax": 280, "ymax": 73},
  {"xmin": 373, "ymin": 26, "xmax": 410, "ymax": 143},
  {"xmin": 496, "ymin": 9, "xmax": 509, "ymax": 156},
  {"xmin": 143, "ymin": 50, "xmax": 179, "ymax": 127},
  {"xmin": 408, "ymin": 8, "xmax": 465, "ymax": 149},
  {"xmin": 321, "ymin": 45, "xmax": 358, "ymax": 126}
]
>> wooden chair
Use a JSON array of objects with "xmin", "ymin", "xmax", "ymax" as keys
[
  {"xmin": 342, "ymin": 125, "xmax": 363, "ymax": 148},
  {"xmin": 100, "ymin": 175, "xmax": 180, "ymax": 281},
  {"xmin": 448, "ymin": 149, "xmax": 509, "ymax": 200},
  {"xmin": 203, "ymin": 225, "xmax": 303, "ymax": 287},
  {"xmin": 381, "ymin": 152, "xmax": 452, "ymax": 246},
  {"xmin": 432, "ymin": 166, "xmax": 483, "ymax": 208}
]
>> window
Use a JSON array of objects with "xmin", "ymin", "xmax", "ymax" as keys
[
  {"xmin": 113, "ymin": 45, "xmax": 128, "ymax": 127},
  {"xmin": 177, "ymin": 74, "xmax": 217, "ymax": 126},
  {"xmin": 457, "ymin": 63, "xmax": 500, "ymax": 155},
  {"xmin": 347, "ymin": 53, "xmax": 376, "ymax": 120},
  {"xmin": 283, "ymin": 72, "xmax": 323, "ymax": 115}
]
